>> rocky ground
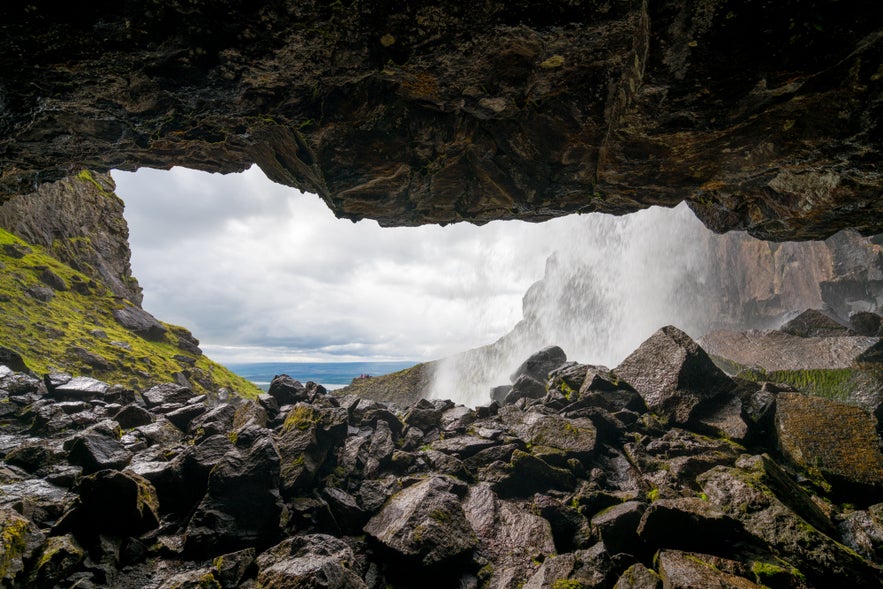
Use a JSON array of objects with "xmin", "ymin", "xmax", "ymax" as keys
[{"xmin": 1, "ymin": 326, "xmax": 882, "ymax": 588}]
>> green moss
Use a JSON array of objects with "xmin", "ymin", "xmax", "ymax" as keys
[
  {"xmin": 751, "ymin": 560, "xmax": 806, "ymax": 584},
  {"xmin": 75, "ymin": 170, "xmax": 107, "ymax": 194},
  {"xmin": 646, "ymin": 488, "xmax": 659, "ymax": 502},
  {"xmin": 0, "ymin": 228, "xmax": 259, "ymax": 399},
  {"xmin": 199, "ymin": 572, "xmax": 222, "ymax": 589},
  {"xmin": 283, "ymin": 405, "xmax": 316, "ymax": 432},
  {"xmin": 725, "ymin": 359, "xmax": 857, "ymax": 401},
  {"xmin": 551, "ymin": 579, "xmax": 582, "ymax": 589},
  {"xmin": 429, "ymin": 509, "xmax": 451, "ymax": 523},
  {"xmin": 0, "ymin": 518, "xmax": 30, "ymax": 578}
]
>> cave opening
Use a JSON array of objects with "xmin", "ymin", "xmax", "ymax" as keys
[{"xmin": 112, "ymin": 166, "xmax": 883, "ymax": 407}]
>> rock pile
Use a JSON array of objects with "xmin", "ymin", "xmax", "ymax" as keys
[{"xmin": 1, "ymin": 327, "xmax": 882, "ymax": 588}]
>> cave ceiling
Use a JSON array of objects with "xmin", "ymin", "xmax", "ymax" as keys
[{"xmin": 2, "ymin": 1, "xmax": 883, "ymax": 240}]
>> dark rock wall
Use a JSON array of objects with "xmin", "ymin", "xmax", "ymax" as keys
[
  {"xmin": 0, "ymin": 172, "xmax": 143, "ymax": 304},
  {"xmin": 2, "ymin": 2, "xmax": 883, "ymax": 239}
]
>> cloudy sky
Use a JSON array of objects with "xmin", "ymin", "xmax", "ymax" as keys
[{"xmin": 112, "ymin": 166, "xmax": 587, "ymax": 364}]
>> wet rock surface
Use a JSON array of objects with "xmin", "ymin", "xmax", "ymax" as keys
[{"xmin": 0, "ymin": 326, "xmax": 882, "ymax": 587}]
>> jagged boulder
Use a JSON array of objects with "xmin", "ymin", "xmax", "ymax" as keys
[
  {"xmin": 511, "ymin": 346, "xmax": 567, "ymax": 383},
  {"xmin": 66, "ymin": 431, "xmax": 131, "ymax": 474},
  {"xmin": 656, "ymin": 551, "xmax": 760, "ymax": 589},
  {"xmin": 851, "ymin": 311, "xmax": 883, "ymax": 337},
  {"xmin": 0, "ymin": 507, "xmax": 45, "ymax": 584},
  {"xmin": 698, "ymin": 455, "xmax": 883, "ymax": 588},
  {"xmin": 27, "ymin": 534, "xmax": 85, "ymax": 587},
  {"xmin": 0, "ymin": 346, "xmax": 28, "ymax": 372},
  {"xmin": 112, "ymin": 305, "xmax": 167, "ymax": 341},
  {"xmin": 255, "ymin": 534, "xmax": 367, "ymax": 589},
  {"xmin": 364, "ymin": 476, "xmax": 476, "ymax": 567},
  {"xmin": 267, "ymin": 375, "xmax": 309, "ymax": 406},
  {"xmin": 615, "ymin": 326, "xmax": 736, "ymax": 425},
  {"xmin": 58, "ymin": 469, "xmax": 160, "ymax": 537},
  {"xmin": 463, "ymin": 483, "xmax": 557, "ymax": 588},
  {"xmin": 141, "ymin": 383, "xmax": 195, "ymax": 408},
  {"xmin": 780, "ymin": 309, "xmax": 855, "ymax": 338},
  {"xmin": 184, "ymin": 432, "xmax": 284, "ymax": 556},
  {"xmin": 612, "ymin": 563, "xmax": 662, "ymax": 589},
  {"xmin": 523, "ymin": 542, "xmax": 612, "ymax": 589}
]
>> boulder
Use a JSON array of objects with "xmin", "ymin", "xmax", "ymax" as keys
[
  {"xmin": 255, "ymin": 534, "xmax": 367, "ymax": 589},
  {"xmin": 113, "ymin": 404, "xmax": 153, "ymax": 428},
  {"xmin": 523, "ymin": 542, "xmax": 612, "ymax": 589},
  {"xmin": 0, "ymin": 507, "xmax": 45, "ymax": 584},
  {"xmin": 5, "ymin": 441, "xmax": 56, "ymax": 473},
  {"xmin": 779, "ymin": 309, "xmax": 855, "ymax": 338},
  {"xmin": 615, "ymin": 326, "xmax": 735, "ymax": 425},
  {"xmin": 66, "ymin": 431, "xmax": 132, "ymax": 474},
  {"xmin": 59, "ymin": 469, "xmax": 160, "ymax": 537},
  {"xmin": 0, "ymin": 346, "xmax": 28, "ymax": 372},
  {"xmin": 163, "ymin": 403, "xmax": 206, "ymax": 431},
  {"xmin": 851, "ymin": 311, "xmax": 883, "ymax": 337},
  {"xmin": 511, "ymin": 346, "xmax": 567, "ymax": 383},
  {"xmin": 613, "ymin": 563, "xmax": 662, "ymax": 589},
  {"xmin": 463, "ymin": 483, "xmax": 556, "ymax": 589},
  {"xmin": 502, "ymin": 410, "xmax": 597, "ymax": 461},
  {"xmin": 839, "ymin": 505, "xmax": 883, "ymax": 561},
  {"xmin": 637, "ymin": 497, "xmax": 749, "ymax": 555},
  {"xmin": 775, "ymin": 392, "xmax": 883, "ymax": 501},
  {"xmin": 503, "ymin": 374, "xmax": 547, "ymax": 405},
  {"xmin": 141, "ymin": 383, "xmax": 195, "ymax": 408},
  {"xmin": 212, "ymin": 547, "xmax": 255, "ymax": 589},
  {"xmin": 698, "ymin": 456, "xmax": 882, "ymax": 588},
  {"xmin": 267, "ymin": 375, "xmax": 309, "ymax": 405},
  {"xmin": 364, "ymin": 476, "xmax": 476, "ymax": 566},
  {"xmin": 657, "ymin": 550, "xmax": 760, "ymax": 589},
  {"xmin": 590, "ymin": 501, "xmax": 646, "ymax": 556},
  {"xmin": 185, "ymin": 434, "xmax": 284, "ymax": 556},
  {"xmin": 112, "ymin": 305, "xmax": 168, "ymax": 341},
  {"xmin": 26, "ymin": 286, "xmax": 54, "ymax": 302},
  {"xmin": 27, "ymin": 534, "xmax": 85, "ymax": 587},
  {"xmin": 486, "ymin": 450, "xmax": 577, "ymax": 497},
  {"xmin": 51, "ymin": 376, "xmax": 109, "ymax": 399}
]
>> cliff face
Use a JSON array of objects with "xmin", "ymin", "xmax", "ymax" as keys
[
  {"xmin": 2, "ymin": 1, "xmax": 883, "ymax": 240},
  {"xmin": 0, "ymin": 172, "xmax": 258, "ymax": 397},
  {"xmin": 0, "ymin": 171, "xmax": 143, "ymax": 304}
]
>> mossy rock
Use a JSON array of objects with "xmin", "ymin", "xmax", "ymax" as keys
[
  {"xmin": 775, "ymin": 392, "xmax": 883, "ymax": 502},
  {"xmin": 0, "ymin": 228, "xmax": 259, "ymax": 399}
]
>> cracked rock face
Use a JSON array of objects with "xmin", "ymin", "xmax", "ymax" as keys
[{"xmin": 2, "ymin": 1, "xmax": 883, "ymax": 239}]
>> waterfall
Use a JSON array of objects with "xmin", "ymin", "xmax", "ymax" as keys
[{"xmin": 430, "ymin": 202, "xmax": 714, "ymax": 406}]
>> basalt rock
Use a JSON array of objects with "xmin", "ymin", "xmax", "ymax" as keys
[
  {"xmin": 1, "ymin": 332, "xmax": 883, "ymax": 587},
  {"xmin": 615, "ymin": 326, "xmax": 736, "ymax": 425},
  {"xmin": 4, "ymin": 3, "xmax": 883, "ymax": 241}
]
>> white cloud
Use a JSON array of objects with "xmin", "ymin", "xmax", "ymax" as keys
[{"xmin": 111, "ymin": 166, "xmax": 563, "ymax": 363}]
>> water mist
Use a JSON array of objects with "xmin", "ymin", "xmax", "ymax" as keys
[{"xmin": 429, "ymin": 203, "xmax": 717, "ymax": 406}]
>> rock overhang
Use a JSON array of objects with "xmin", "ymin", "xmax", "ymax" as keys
[{"xmin": 2, "ymin": 1, "xmax": 883, "ymax": 240}]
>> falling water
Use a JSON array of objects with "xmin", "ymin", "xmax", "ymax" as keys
[{"xmin": 428, "ymin": 203, "xmax": 720, "ymax": 406}]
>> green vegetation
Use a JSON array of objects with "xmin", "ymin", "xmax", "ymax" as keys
[
  {"xmin": 0, "ymin": 518, "xmax": 30, "ymax": 578},
  {"xmin": 282, "ymin": 405, "xmax": 317, "ymax": 432},
  {"xmin": 710, "ymin": 354, "xmax": 862, "ymax": 401},
  {"xmin": 551, "ymin": 579, "xmax": 582, "ymax": 589},
  {"xmin": 751, "ymin": 560, "xmax": 806, "ymax": 584},
  {"xmin": 0, "ymin": 228, "xmax": 259, "ymax": 398}
]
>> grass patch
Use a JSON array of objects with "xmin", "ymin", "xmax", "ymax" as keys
[{"xmin": 0, "ymin": 228, "xmax": 259, "ymax": 398}]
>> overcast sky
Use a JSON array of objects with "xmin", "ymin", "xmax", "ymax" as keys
[{"xmin": 112, "ymin": 166, "xmax": 586, "ymax": 363}]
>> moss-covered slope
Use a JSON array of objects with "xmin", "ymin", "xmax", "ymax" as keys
[{"xmin": 0, "ymin": 227, "xmax": 259, "ymax": 398}]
